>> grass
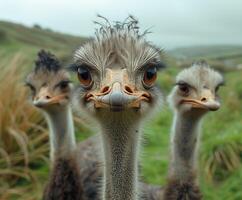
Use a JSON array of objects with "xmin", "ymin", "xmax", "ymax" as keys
[
  {"xmin": 0, "ymin": 54, "xmax": 49, "ymax": 199},
  {"xmin": 0, "ymin": 20, "xmax": 242, "ymax": 199}
]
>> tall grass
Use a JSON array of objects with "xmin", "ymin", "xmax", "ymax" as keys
[
  {"xmin": 0, "ymin": 54, "xmax": 49, "ymax": 199},
  {"xmin": 200, "ymin": 70, "xmax": 242, "ymax": 182}
]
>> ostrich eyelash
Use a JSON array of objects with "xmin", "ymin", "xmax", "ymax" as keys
[
  {"xmin": 25, "ymin": 82, "xmax": 36, "ymax": 91},
  {"xmin": 54, "ymin": 80, "xmax": 72, "ymax": 89},
  {"xmin": 68, "ymin": 63, "xmax": 80, "ymax": 72},
  {"xmin": 175, "ymin": 81, "xmax": 197, "ymax": 92},
  {"xmin": 68, "ymin": 63, "xmax": 96, "ymax": 73},
  {"xmin": 215, "ymin": 81, "xmax": 225, "ymax": 92},
  {"xmin": 175, "ymin": 81, "xmax": 190, "ymax": 87},
  {"xmin": 156, "ymin": 61, "xmax": 166, "ymax": 70},
  {"xmin": 138, "ymin": 61, "xmax": 165, "ymax": 72},
  {"xmin": 217, "ymin": 81, "xmax": 225, "ymax": 87}
]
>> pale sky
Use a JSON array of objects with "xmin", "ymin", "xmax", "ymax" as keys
[{"xmin": 1, "ymin": 0, "xmax": 242, "ymax": 49}]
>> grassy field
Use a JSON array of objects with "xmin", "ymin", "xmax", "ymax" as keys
[{"xmin": 0, "ymin": 21, "xmax": 242, "ymax": 200}]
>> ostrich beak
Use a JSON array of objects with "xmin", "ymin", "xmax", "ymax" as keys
[
  {"xmin": 33, "ymin": 88, "xmax": 68, "ymax": 107},
  {"xmin": 85, "ymin": 69, "xmax": 151, "ymax": 111},
  {"xmin": 181, "ymin": 89, "xmax": 220, "ymax": 111}
]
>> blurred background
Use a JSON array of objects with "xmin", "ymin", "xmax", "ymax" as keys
[{"xmin": 0, "ymin": 0, "xmax": 242, "ymax": 199}]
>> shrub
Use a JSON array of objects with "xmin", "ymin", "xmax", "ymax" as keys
[{"xmin": 33, "ymin": 24, "xmax": 42, "ymax": 30}]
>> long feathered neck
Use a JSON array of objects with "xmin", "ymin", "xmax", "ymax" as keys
[
  {"xmin": 100, "ymin": 118, "xmax": 141, "ymax": 200},
  {"xmin": 169, "ymin": 111, "xmax": 203, "ymax": 181},
  {"xmin": 44, "ymin": 106, "xmax": 76, "ymax": 162}
]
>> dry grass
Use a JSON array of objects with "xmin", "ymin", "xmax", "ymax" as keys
[
  {"xmin": 0, "ymin": 54, "xmax": 49, "ymax": 199},
  {"xmin": 202, "ymin": 139, "xmax": 242, "ymax": 182}
]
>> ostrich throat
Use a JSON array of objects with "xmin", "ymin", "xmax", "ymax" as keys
[
  {"xmin": 100, "ymin": 114, "xmax": 141, "ymax": 200},
  {"xmin": 45, "ymin": 107, "xmax": 76, "ymax": 161}
]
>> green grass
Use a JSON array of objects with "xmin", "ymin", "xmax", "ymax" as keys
[{"xmin": 0, "ymin": 20, "xmax": 242, "ymax": 200}]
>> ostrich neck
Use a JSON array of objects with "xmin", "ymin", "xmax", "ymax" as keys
[
  {"xmin": 170, "ymin": 111, "xmax": 203, "ymax": 181},
  {"xmin": 45, "ymin": 107, "xmax": 76, "ymax": 161},
  {"xmin": 101, "ymin": 120, "xmax": 140, "ymax": 200}
]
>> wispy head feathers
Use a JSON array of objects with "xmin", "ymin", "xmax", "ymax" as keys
[
  {"xmin": 74, "ymin": 15, "xmax": 162, "ymax": 74},
  {"xmin": 35, "ymin": 50, "xmax": 61, "ymax": 72},
  {"xmin": 176, "ymin": 60, "xmax": 224, "ymax": 90},
  {"xmin": 191, "ymin": 59, "xmax": 209, "ymax": 68},
  {"xmin": 93, "ymin": 15, "xmax": 150, "ymax": 40}
]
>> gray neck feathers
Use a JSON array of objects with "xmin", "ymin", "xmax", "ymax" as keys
[
  {"xmin": 101, "ymin": 120, "xmax": 141, "ymax": 200},
  {"xmin": 170, "ymin": 111, "xmax": 202, "ymax": 181},
  {"xmin": 45, "ymin": 107, "xmax": 76, "ymax": 161}
]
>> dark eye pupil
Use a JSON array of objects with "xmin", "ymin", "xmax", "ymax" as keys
[
  {"xmin": 179, "ymin": 85, "xmax": 189, "ymax": 93},
  {"xmin": 60, "ymin": 82, "xmax": 68, "ymax": 89},
  {"xmin": 78, "ymin": 68, "xmax": 90, "ymax": 80},
  {"xmin": 146, "ymin": 67, "xmax": 156, "ymax": 80}
]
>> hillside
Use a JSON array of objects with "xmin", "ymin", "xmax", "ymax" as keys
[
  {"xmin": 0, "ymin": 20, "xmax": 87, "ymax": 61},
  {"xmin": 169, "ymin": 45, "xmax": 242, "ymax": 63}
]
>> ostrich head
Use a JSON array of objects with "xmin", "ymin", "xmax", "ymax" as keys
[
  {"xmin": 70, "ymin": 16, "xmax": 164, "ymax": 125},
  {"xmin": 168, "ymin": 60, "xmax": 224, "ymax": 115},
  {"xmin": 25, "ymin": 50, "xmax": 72, "ymax": 112}
]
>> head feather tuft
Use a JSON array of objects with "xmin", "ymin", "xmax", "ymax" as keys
[
  {"xmin": 35, "ymin": 50, "xmax": 61, "ymax": 72},
  {"xmin": 94, "ymin": 14, "xmax": 147, "ymax": 39}
]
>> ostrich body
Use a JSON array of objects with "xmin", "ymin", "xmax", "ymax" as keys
[
  {"xmin": 25, "ymin": 51, "xmax": 82, "ymax": 200},
  {"xmin": 77, "ymin": 135, "xmax": 163, "ymax": 200},
  {"xmin": 70, "ymin": 16, "xmax": 164, "ymax": 200},
  {"xmin": 164, "ymin": 61, "xmax": 224, "ymax": 199}
]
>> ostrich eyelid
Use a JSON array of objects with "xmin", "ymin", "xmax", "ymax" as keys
[
  {"xmin": 175, "ymin": 81, "xmax": 190, "ymax": 88},
  {"xmin": 217, "ymin": 81, "xmax": 225, "ymax": 88},
  {"xmin": 54, "ymin": 80, "xmax": 72, "ymax": 90},
  {"xmin": 176, "ymin": 81, "xmax": 199, "ymax": 91},
  {"xmin": 25, "ymin": 82, "xmax": 36, "ymax": 91},
  {"xmin": 215, "ymin": 82, "xmax": 225, "ymax": 92},
  {"xmin": 68, "ymin": 63, "xmax": 99, "ymax": 75},
  {"xmin": 137, "ymin": 61, "xmax": 164, "ymax": 73}
]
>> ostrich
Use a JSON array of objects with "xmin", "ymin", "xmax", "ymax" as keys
[
  {"xmin": 163, "ymin": 61, "xmax": 224, "ymax": 199},
  {"xmin": 69, "ymin": 16, "xmax": 164, "ymax": 200},
  {"xmin": 25, "ymin": 50, "xmax": 83, "ymax": 200}
]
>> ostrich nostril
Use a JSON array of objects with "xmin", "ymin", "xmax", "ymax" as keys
[
  {"xmin": 124, "ymin": 85, "xmax": 134, "ymax": 94},
  {"xmin": 142, "ymin": 93, "xmax": 150, "ymax": 99},
  {"xmin": 201, "ymin": 97, "xmax": 207, "ymax": 102},
  {"xmin": 101, "ymin": 86, "xmax": 110, "ymax": 94},
  {"xmin": 46, "ymin": 95, "xmax": 51, "ymax": 99}
]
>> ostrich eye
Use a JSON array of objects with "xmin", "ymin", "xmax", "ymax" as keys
[
  {"xmin": 215, "ymin": 82, "xmax": 225, "ymax": 93},
  {"xmin": 55, "ymin": 80, "xmax": 71, "ymax": 90},
  {"xmin": 25, "ymin": 83, "xmax": 36, "ymax": 96},
  {"xmin": 77, "ymin": 67, "xmax": 93, "ymax": 88},
  {"xmin": 143, "ymin": 66, "xmax": 157, "ymax": 88},
  {"xmin": 215, "ymin": 86, "xmax": 220, "ymax": 93},
  {"xmin": 177, "ymin": 82, "xmax": 190, "ymax": 95},
  {"xmin": 60, "ymin": 81, "xmax": 68, "ymax": 89}
]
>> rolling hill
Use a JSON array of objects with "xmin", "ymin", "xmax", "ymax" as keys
[
  {"xmin": 169, "ymin": 45, "xmax": 242, "ymax": 60},
  {"xmin": 0, "ymin": 20, "xmax": 87, "ymax": 62}
]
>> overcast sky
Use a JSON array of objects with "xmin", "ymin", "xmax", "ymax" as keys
[{"xmin": 1, "ymin": 0, "xmax": 242, "ymax": 49}]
